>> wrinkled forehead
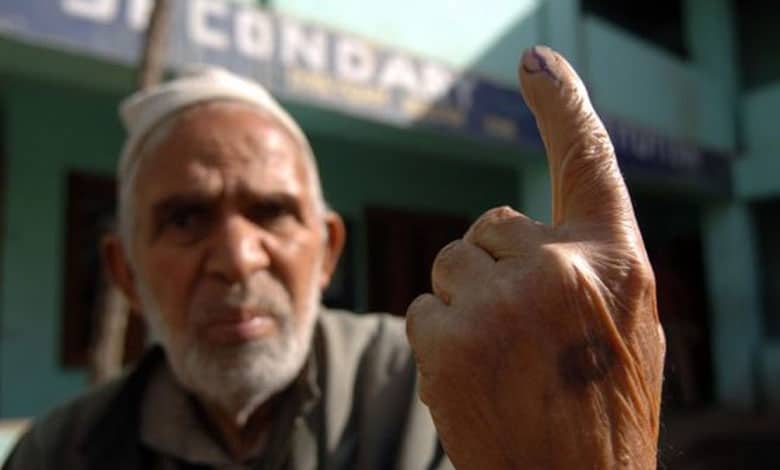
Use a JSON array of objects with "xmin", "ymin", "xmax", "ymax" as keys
[
  {"xmin": 132, "ymin": 102, "xmax": 311, "ymax": 202},
  {"xmin": 150, "ymin": 100, "xmax": 302, "ymax": 158}
]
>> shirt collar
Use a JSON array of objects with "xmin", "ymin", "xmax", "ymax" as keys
[{"xmin": 139, "ymin": 333, "xmax": 323, "ymax": 466}]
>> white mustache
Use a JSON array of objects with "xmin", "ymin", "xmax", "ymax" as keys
[{"xmin": 213, "ymin": 281, "xmax": 291, "ymax": 320}]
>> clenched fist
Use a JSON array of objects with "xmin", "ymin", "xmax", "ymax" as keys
[{"xmin": 406, "ymin": 46, "xmax": 665, "ymax": 469}]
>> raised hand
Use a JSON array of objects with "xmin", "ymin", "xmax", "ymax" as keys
[{"xmin": 406, "ymin": 45, "xmax": 665, "ymax": 469}]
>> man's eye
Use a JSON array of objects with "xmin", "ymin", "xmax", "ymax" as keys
[
  {"xmin": 166, "ymin": 206, "xmax": 210, "ymax": 232},
  {"xmin": 250, "ymin": 203, "xmax": 291, "ymax": 224}
]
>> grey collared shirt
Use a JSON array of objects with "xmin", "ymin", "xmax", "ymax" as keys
[{"xmin": 140, "ymin": 362, "xmax": 267, "ymax": 468}]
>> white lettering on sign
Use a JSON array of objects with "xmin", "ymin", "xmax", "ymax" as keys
[
  {"xmin": 282, "ymin": 21, "xmax": 327, "ymax": 71},
  {"xmin": 236, "ymin": 8, "xmax": 273, "ymax": 60},
  {"xmin": 607, "ymin": 117, "xmax": 700, "ymax": 170},
  {"xmin": 57, "ymin": 0, "xmax": 478, "ymax": 118},
  {"xmin": 629, "ymin": 130, "xmax": 655, "ymax": 161},
  {"xmin": 419, "ymin": 63, "xmax": 454, "ymax": 100},
  {"xmin": 335, "ymin": 37, "xmax": 375, "ymax": 83},
  {"xmin": 127, "ymin": 0, "xmax": 153, "ymax": 31},
  {"xmin": 62, "ymin": 0, "xmax": 118, "ymax": 23},
  {"xmin": 190, "ymin": 0, "xmax": 229, "ymax": 50},
  {"xmin": 379, "ymin": 55, "xmax": 419, "ymax": 94}
]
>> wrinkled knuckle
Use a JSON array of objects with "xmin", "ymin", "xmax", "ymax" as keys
[
  {"xmin": 406, "ymin": 293, "xmax": 436, "ymax": 320},
  {"xmin": 469, "ymin": 206, "xmax": 523, "ymax": 243},
  {"xmin": 604, "ymin": 253, "xmax": 658, "ymax": 325},
  {"xmin": 476, "ymin": 206, "xmax": 519, "ymax": 228},
  {"xmin": 432, "ymin": 239, "xmax": 463, "ymax": 277},
  {"xmin": 626, "ymin": 254, "xmax": 656, "ymax": 293},
  {"xmin": 637, "ymin": 256, "xmax": 656, "ymax": 286},
  {"xmin": 487, "ymin": 205, "xmax": 519, "ymax": 219},
  {"xmin": 657, "ymin": 323, "xmax": 667, "ymax": 355}
]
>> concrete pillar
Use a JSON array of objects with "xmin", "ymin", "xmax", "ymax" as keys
[
  {"xmin": 702, "ymin": 203, "xmax": 762, "ymax": 408},
  {"xmin": 685, "ymin": 0, "xmax": 757, "ymax": 407},
  {"xmin": 683, "ymin": 0, "xmax": 739, "ymax": 93}
]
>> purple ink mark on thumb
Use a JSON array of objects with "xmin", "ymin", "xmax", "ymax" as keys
[{"xmin": 521, "ymin": 46, "xmax": 559, "ymax": 83}]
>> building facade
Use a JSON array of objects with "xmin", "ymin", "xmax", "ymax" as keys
[{"xmin": 0, "ymin": 0, "xmax": 777, "ymax": 426}]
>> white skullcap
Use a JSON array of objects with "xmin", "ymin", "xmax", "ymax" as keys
[{"xmin": 117, "ymin": 65, "xmax": 313, "ymax": 183}]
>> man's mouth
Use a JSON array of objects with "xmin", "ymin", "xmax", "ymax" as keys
[{"xmin": 202, "ymin": 314, "xmax": 278, "ymax": 345}]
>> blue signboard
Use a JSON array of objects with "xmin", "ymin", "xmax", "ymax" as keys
[{"xmin": 0, "ymin": 0, "xmax": 731, "ymax": 193}]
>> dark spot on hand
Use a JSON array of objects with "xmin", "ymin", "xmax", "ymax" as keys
[{"xmin": 558, "ymin": 337, "xmax": 616, "ymax": 388}]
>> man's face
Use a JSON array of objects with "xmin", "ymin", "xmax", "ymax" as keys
[{"xmin": 123, "ymin": 102, "xmax": 338, "ymax": 420}]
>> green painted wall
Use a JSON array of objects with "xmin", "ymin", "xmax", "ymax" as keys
[
  {"xmin": 736, "ymin": 82, "xmax": 780, "ymax": 198},
  {"xmin": 0, "ymin": 76, "xmax": 124, "ymax": 417},
  {"xmin": 314, "ymin": 136, "xmax": 516, "ymax": 220},
  {"xmin": 0, "ymin": 37, "xmax": 134, "ymax": 97},
  {"xmin": 583, "ymin": 16, "xmax": 735, "ymax": 152},
  {"xmin": 684, "ymin": 0, "xmax": 738, "ymax": 94}
]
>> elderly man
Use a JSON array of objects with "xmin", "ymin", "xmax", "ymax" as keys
[{"xmin": 3, "ymin": 46, "xmax": 664, "ymax": 469}]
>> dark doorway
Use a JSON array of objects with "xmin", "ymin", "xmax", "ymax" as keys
[
  {"xmin": 61, "ymin": 172, "xmax": 147, "ymax": 368},
  {"xmin": 634, "ymin": 197, "xmax": 713, "ymax": 409},
  {"xmin": 366, "ymin": 207, "xmax": 470, "ymax": 316},
  {"xmin": 649, "ymin": 234, "xmax": 712, "ymax": 408},
  {"xmin": 754, "ymin": 199, "xmax": 780, "ymax": 338}
]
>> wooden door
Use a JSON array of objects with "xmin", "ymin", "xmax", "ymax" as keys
[{"xmin": 366, "ymin": 207, "xmax": 470, "ymax": 316}]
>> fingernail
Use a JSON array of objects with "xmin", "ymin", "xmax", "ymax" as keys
[{"xmin": 521, "ymin": 45, "xmax": 558, "ymax": 82}]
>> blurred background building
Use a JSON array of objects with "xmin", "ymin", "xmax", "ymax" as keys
[{"xmin": 0, "ymin": 0, "xmax": 778, "ymax": 466}]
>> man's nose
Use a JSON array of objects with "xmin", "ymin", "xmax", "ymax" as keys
[{"xmin": 206, "ymin": 215, "xmax": 270, "ymax": 283}]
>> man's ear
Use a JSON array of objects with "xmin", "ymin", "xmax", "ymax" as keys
[
  {"xmin": 101, "ymin": 234, "xmax": 142, "ymax": 311},
  {"xmin": 318, "ymin": 211, "xmax": 346, "ymax": 290}
]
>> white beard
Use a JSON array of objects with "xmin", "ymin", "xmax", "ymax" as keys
[{"xmin": 138, "ymin": 270, "xmax": 321, "ymax": 426}]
